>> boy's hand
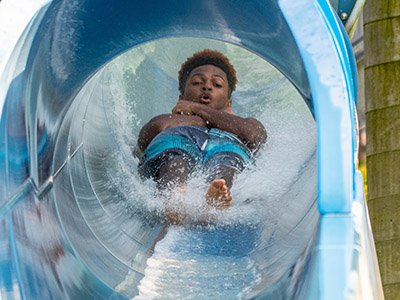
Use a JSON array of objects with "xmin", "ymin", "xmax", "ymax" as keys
[{"xmin": 172, "ymin": 100, "xmax": 198, "ymax": 115}]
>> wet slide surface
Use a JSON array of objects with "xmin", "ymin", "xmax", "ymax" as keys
[{"xmin": 50, "ymin": 37, "xmax": 318, "ymax": 299}]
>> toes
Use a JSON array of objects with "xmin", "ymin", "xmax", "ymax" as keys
[
  {"xmin": 213, "ymin": 179, "xmax": 226, "ymax": 188},
  {"xmin": 206, "ymin": 179, "xmax": 232, "ymax": 209}
]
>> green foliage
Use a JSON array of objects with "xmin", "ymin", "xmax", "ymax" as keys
[{"xmin": 359, "ymin": 162, "xmax": 367, "ymax": 201}]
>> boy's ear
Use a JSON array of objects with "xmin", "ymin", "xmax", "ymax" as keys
[
  {"xmin": 224, "ymin": 100, "xmax": 234, "ymax": 115},
  {"xmin": 179, "ymin": 94, "xmax": 184, "ymax": 100}
]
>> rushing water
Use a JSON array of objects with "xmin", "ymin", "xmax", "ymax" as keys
[{"xmin": 75, "ymin": 38, "xmax": 317, "ymax": 299}]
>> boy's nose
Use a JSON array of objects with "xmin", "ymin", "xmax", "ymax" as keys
[{"xmin": 203, "ymin": 81, "xmax": 212, "ymax": 90}]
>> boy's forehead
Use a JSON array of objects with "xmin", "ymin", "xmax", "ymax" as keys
[{"xmin": 188, "ymin": 64, "xmax": 227, "ymax": 79}]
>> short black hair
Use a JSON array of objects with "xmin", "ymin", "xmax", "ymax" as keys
[{"xmin": 178, "ymin": 49, "xmax": 237, "ymax": 98}]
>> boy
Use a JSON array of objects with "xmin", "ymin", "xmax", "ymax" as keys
[{"xmin": 138, "ymin": 49, "xmax": 267, "ymax": 224}]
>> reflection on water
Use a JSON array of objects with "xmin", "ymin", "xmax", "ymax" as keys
[{"xmin": 75, "ymin": 38, "xmax": 317, "ymax": 299}]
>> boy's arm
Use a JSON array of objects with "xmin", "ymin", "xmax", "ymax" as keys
[{"xmin": 172, "ymin": 101, "xmax": 267, "ymax": 152}]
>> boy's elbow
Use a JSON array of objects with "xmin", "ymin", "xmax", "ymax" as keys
[
  {"xmin": 247, "ymin": 125, "xmax": 267, "ymax": 152},
  {"xmin": 137, "ymin": 115, "xmax": 167, "ymax": 151},
  {"xmin": 259, "ymin": 126, "xmax": 267, "ymax": 145}
]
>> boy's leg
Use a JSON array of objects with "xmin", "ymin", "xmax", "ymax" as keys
[
  {"xmin": 205, "ymin": 165, "xmax": 238, "ymax": 189},
  {"xmin": 155, "ymin": 157, "xmax": 191, "ymax": 225},
  {"xmin": 155, "ymin": 157, "xmax": 191, "ymax": 190},
  {"xmin": 203, "ymin": 165, "xmax": 237, "ymax": 210},
  {"xmin": 203, "ymin": 151, "xmax": 247, "ymax": 210}
]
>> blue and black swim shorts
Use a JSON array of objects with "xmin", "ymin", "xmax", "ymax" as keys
[{"xmin": 138, "ymin": 126, "xmax": 253, "ymax": 179}]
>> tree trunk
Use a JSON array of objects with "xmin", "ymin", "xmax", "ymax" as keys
[{"xmin": 364, "ymin": 1, "xmax": 400, "ymax": 299}]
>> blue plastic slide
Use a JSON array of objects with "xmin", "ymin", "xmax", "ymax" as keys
[{"xmin": 0, "ymin": 0, "xmax": 384, "ymax": 299}]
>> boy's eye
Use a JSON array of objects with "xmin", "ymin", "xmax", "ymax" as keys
[{"xmin": 214, "ymin": 83, "xmax": 222, "ymax": 88}]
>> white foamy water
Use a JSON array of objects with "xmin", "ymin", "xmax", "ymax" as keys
[{"xmin": 133, "ymin": 226, "xmax": 261, "ymax": 300}]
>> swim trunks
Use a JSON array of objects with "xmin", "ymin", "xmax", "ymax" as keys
[{"xmin": 138, "ymin": 126, "xmax": 253, "ymax": 179}]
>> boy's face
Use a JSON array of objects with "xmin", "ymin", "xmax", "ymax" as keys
[{"xmin": 180, "ymin": 64, "xmax": 232, "ymax": 111}]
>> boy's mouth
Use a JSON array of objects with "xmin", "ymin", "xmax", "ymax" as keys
[{"xmin": 200, "ymin": 93, "xmax": 211, "ymax": 103}]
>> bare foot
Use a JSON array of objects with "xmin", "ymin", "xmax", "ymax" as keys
[{"xmin": 205, "ymin": 179, "xmax": 232, "ymax": 210}]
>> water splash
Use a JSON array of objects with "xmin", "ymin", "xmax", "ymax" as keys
[{"xmin": 77, "ymin": 38, "xmax": 316, "ymax": 298}]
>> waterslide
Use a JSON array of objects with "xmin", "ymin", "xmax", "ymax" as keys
[{"xmin": 0, "ymin": 0, "xmax": 384, "ymax": 299}]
